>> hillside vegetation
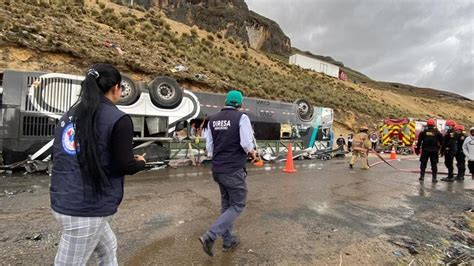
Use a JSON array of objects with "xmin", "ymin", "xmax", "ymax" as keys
[{"xmin": 0, "ymin": 0, "xmax": 472, "ymax": 130}]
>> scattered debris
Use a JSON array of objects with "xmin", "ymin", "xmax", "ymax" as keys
[
  {"xmin": 407, "ymin": 245, "xmax": 419, "ymax": 255},
  {"xmin": 442, "ymin": 243, "xmax": 472, "ymax": 265},
  {"xmin": 392, "ymin": 251, "xmax": 403, "ymax": 257},
  {"xmin": 26, "ymin": 233, "xmax": 42, "ymax": 241},
  {"xmin": 171, "ymin": 64, "xmax": 187, "ymax": 73},
  {"xmin": 168, "ymin": 159, "xmax": 194, "ymax": 168},
  {"xmin": 177, "ymin": 220, "xmax": 184, "ymax": 225},
  {"xmin": 194, "ymin": 73, "xmax": 206, "ymax": 80},
  {"xmin": 387, "ymin": 235, "xmax": 420, "ymax": 255},
  {"xmin": 4, "ymin": 190, "xmax": 17, "ymax": 196},
  {"xmin": 103, "ymin": 40, "xmax": 124, "ymax": 55}
]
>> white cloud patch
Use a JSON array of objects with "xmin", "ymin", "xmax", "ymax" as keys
[{"xmin": 246, "ymin": 0, "xmax": 474, "ymax": 99}]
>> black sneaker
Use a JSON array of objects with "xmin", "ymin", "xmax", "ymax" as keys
[
  {"xmin": 349, "ymin": 164, "xmax": 353, "ymax": 169},
  {"xmin": 455, "ymin": 176, "xmax": 464, "ymax": 181},
  {"xmin": 432, "ymin": 179, "xmax": 438, "ymax": 183},
  {"xmin": 419, "ymin": 176, "xmax": 424, "ymax": 181},
  {"xmin": 441, "ymin": 176, "xmax": 455, "ymax": 182},
  {"xmin": 199, "ymin": 236, "xmax": 215, "ymax": 257},
  {"xmin": 223, "ymin": 237, "xmax": 240, "ymax": 252}
]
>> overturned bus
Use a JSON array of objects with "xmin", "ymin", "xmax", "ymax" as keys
[{"xmin": 0, "ymin": 70, "xmax": 333, "ymax": 170}]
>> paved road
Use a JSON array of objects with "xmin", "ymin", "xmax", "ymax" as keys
[{"xmin": 0, "ymin": 155, "xmax": 472, "ymax": 264}]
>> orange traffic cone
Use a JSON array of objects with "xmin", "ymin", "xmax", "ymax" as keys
[
  {"xmin": 283, "ymin": 143, "xmax": 297, "ymax": 173},
  {"xmin": 390, "ymin": 146, "xmax": 397, "ymax": 160}
]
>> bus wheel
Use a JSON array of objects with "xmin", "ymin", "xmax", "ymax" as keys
[
  {"xmin": 148, "ymin": 76, "xmax": 183, "ymax": 109},
  {"xmin": 118, "ymin": 75, "xmax": 140, "ymax": 105},
  {"xmin": 294, "ymin": 98, "xmax": 314, "ymax": 121}
]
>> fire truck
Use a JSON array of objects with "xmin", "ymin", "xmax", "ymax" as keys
[{"xmin": 378, "ymin": 118, "xmax": 416, "ymax": 154}]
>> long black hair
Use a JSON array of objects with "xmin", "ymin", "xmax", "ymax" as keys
[{"xmin": 72, "ymin": 64, "xmax": 121, "ymax": 197}]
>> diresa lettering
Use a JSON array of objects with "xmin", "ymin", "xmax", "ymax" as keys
[{"xmin": 213, "ymin": 120, "xmax": 231, "ymax": 130}]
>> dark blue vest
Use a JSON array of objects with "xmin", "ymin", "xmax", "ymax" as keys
[
  {"xmin": 50, "ymin": 99, "xmax": 127, "ymax": 217},
  {"xmin": 209, "ymin": 108, "xmax": 248, "ymax": 173}
]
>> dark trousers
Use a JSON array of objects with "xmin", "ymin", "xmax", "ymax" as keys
[
  {"xmin": 468, "ymin": 161, "xmax": 474, "ymax": 175},
  {"xmin": 371, "ymin": 142, "xmax": 377, "ymax": 150},
  {"xmin": 444, "ymin": 153, "xmax": 455, "ymax": 177},
  {"xmin": 455, "ymin": 153, "xmax": 466, "ymax": 177},
  {"xmin": 206, "ymin": 168, "xmax": 247, "ymax": 246},
  {"xmin": 420, "ymin": 150, "xmax": 438, "ymax": 179}
]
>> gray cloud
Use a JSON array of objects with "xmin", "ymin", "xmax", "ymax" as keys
[{"xmin": 246, "ymin": 0, "xmax": 474, "ymax": 99}]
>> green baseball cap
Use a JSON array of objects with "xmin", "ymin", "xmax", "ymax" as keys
[{"xmin": 225, "ymin": 90, "xmax": 243, "ymax": 107}]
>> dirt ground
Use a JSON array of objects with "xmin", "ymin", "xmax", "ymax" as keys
[{"xmin": 0, "ymin": 155, "xmax": 473, "ymax": 264}]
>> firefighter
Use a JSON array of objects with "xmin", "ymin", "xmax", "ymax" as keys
[
  {"xmin": 349, "ymin": 125, "xmax": 371, "ymax": 169},
  {"xmin": 415, "ymin": 119, "xmax": 443, "ymax": 182},
  {"xmin": 441, "ymin": 120, "xmax": 457, "ymax": 182},
  {"xmin": 462, "ymin": 127, "xmax": 474, "ymax": 180},
  {"xmin": 454, "ymin": 125, "xmax": 466, "ymax": 180}
]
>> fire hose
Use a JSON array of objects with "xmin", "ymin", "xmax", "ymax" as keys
[{"xmin": 369, "ymin": 151, "xmax": 455, "ymax": 175}]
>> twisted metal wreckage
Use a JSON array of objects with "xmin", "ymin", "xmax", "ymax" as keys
[{"xmin": 0, "ymin": 70, "xmax": 335, "ymax": 172}]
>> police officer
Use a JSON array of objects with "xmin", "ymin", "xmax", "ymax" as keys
[
  {"xmin": 415, "ymin": 119, "xmax": 443, "ymax": 182},
  {"xmin": 349, "ymin": 125, "xmax": 371, "ymax": 169},
  {"xmin": 454, "ymin": 125, "xmax": 466, "ymax": 180},
  {"xmin": 199, "ymin": 90, "xmax": 257, "ymax": 257},
  {"xmin": 441, "ymin": 120, "xmax": 457, "ymax": 181}
]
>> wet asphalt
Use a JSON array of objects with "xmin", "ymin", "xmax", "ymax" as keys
[{"xmin": 0, "ymin": 155, "xmax": 473, "ymax": 264}]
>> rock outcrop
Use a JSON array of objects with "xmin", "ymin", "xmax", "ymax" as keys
[{"xmin": 148, "ymin": 0, "xmax": 291, "ymax": 55}]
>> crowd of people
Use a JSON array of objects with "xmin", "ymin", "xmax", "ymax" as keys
[
  {"xmin": 416, "ymin": 119, "xmax": 473, "ymax": 182},
  {"xmin": 334, "ymin": 119, "xmax": 474, "ymax": 182}
]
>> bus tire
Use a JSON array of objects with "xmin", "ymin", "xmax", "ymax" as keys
[
  {"xmin": 148, "ymin": 76, "xmax": 183, "ymax": 109},
  {"xmin": 295, "ymin": 98, "xmax": 314, "ymax": 121},
  {"xmin": 118, "ymin": 75, "xmax": 140, "ymax": 106}
]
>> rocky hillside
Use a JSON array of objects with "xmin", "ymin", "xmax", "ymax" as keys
[
  {"xmin": 0, "ymin": 0, "xmax": 472, "ymax": 130},
  {"xmin": 122, "ymin": 0, "xmax": 292, "ymax": 55}
]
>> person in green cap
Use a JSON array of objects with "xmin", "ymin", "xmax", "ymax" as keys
[{"xmin": 199, "ymin": 90, "xmax": 257, "ymax": 257}]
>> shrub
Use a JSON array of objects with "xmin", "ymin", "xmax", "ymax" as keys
[
  {"xmin": 141, "ymin": 21, "xmax": 154, "ymax": 31},
  {"xmin": 98, "ymin": 2, "xmax": 106, "ymax": 9}
]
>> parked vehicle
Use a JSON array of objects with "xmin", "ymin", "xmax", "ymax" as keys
[
  {"xmin": 378, "ymin": 118, "xmax": 416, "ymax": 154},
  {"xmin": 289, "ymin": 53, "xmax": 340, "ymax": 78}
]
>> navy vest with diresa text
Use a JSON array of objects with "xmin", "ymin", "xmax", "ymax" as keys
[
  {"xmin": 209, "ymin": 108, "xmax": 248, "ymax": 173},
  {"xmin": 50, "ymin": 99, "xmax": 127, "ymax": 217}
]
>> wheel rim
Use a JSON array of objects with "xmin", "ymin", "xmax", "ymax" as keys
[
  {"xmin": 120, "ymin": 81, "xmax": 132, "ymax": 99},
  {"xmin": 299, "ymin": 102, "xmax": 309, "ymax": 115},
  {"xmin": 158, "ymin": 83, "xmax": 175, "ymax": 100}
]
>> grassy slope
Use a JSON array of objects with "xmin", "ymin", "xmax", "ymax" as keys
[{"xmin": 0, "ymin": 0, "xmax": 472, "ymax": 132}]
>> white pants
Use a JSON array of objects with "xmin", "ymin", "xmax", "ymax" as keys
[{"xmin": 52, "ymin": 210, "xmax": 118, "ymax": 266}]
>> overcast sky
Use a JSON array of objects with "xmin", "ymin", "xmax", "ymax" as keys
[{"xmin": 246, "ymin": 0, "xmax": 474, "ymax": 99}]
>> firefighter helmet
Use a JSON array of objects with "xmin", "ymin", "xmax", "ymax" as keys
[
  {"xmin": 426, "ymin": 119, "xmax": 435, "ymax": 126},
  {"xmin": 446, "ymin": 120, "xmax": 456, "ymax": 127},
  {"xmin": 454, "ymin": 125, "xmax": 465, "ymax": 131}
]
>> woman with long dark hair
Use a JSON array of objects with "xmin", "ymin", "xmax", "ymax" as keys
[{"xmin": 50, "ymin": 64, "xmax": 145, "ymax": 265}]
